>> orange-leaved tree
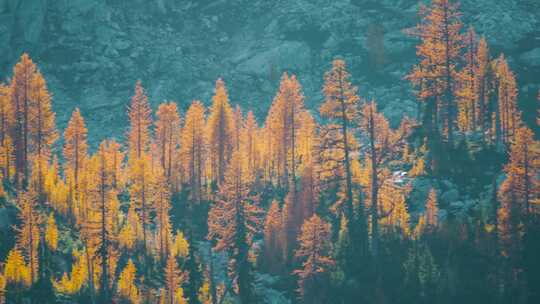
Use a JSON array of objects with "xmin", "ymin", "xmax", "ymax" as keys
[
  {"xmin": 63, "ymin": 108, "xmax": 88, "ymax": 217},
  {"xmin": 155, "ymin": 102, "xmax": 181, "ymax": 190},
  {"xmin": 207, "ymin": 151, "xmax": 261, "ymax": 303},
  {"xmin": 294, "ymin": 215, "xmax": 334, "ymax": 304},
  {"xmin": 127, "ymin": 80, "xmax": 152, "ymax": 160},
  {"xmin": 15, "ymin": 189, "xmax": 41, "ymax": 285},
  {"xmin": 181, "ymin": 100, "xmax": 206, "ymax": 204},
  {"xmin": 407, "ymin": 0, "xmax": 463, "ymax": 145},
  {"xmin": 207, "ymin": 79, "xmax": 234, "ymax": 185},
  {"xmin": 0, "ymin": 83, "xmax": 14, "ymax": 182},
  {"xmin": 28, "ymin": 70, "xmax": 57, "ymax": 197},
  {"xmin": 11, "ymin": 53, "xmax": 37, "ymax": 187}
]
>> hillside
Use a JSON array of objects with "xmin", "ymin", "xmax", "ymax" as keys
[
  {"xmin": 0, "ymin": 0, "xmax": 539, "ymax": 142},
  {"xmin": 0, "ymin": 1, "xmax": 539, "ymax": 304}
]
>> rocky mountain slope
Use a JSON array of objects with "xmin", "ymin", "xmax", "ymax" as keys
[{"xmin": 0, "ymin": 0, "xmax": 539, "ymax": 144}]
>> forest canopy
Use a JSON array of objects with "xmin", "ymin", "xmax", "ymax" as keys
[{"xmin": 0, "ymin": 1, "xmax": 539, "ymax": 303}]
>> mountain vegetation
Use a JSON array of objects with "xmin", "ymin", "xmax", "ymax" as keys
[{"xmin": 0, "ymin": 1, "xmax": 539, "ymax": 303}]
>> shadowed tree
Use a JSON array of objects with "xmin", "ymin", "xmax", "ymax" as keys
[
  {"xmin": 207, "ymin": 151, "xmax": 262, "ymax": 303},
  {"xmin": 294, "ymin": 215, "xmax": 334, "ymax": 304}
]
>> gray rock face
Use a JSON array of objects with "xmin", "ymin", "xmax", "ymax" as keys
[
  {"xmin": 236, "ymin": 41, "xmax": 311, "ymax": 77},
  {"xmin": 441, "ymin": 189, "xmax": 460, "ymax": 205},
  {"xmin": 0, "ymin": 0, "xmax": 538, "ymax": 144},
  {"xmin": 520, "ymin": 48, "xmax": 540, "ymax": 67}
]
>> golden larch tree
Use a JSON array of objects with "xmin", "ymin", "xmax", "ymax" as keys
[
  {"xmin": 265, "ymin": 74, "xmax": 306, "ymax": 261},
  {"xmin": 281, "ymin": 73, "xmax": 305, "ymax": 191},
  {"xmin": 171, "ymin": 230, "xmax": 190, "ymax": 259},
  {"xmin": 457, "ymin": 26, "xmax": 477, "ymax": 133},
  {"xmin": 207, "ymin": 79, "xmax": 234, "ymax": 185},
  {"xmin": 0, "ymin": 84, "xmax": 14, "ymax": 182},
  {"xmin": 3, "ymin": 248, "xmax": 31, "ymax": 288},
  {"xmin": 103, "ymin": 139, "xmax": 125, "ymax": 190},
  {"xmin": 117, "ymin": 259, "xmax": 140, "ymax": 304},
  {"xmin": 262, "ymin": 200, "xmax": 284, "ymax": 274},
  {"xmin": 11, "ymin": 53, "xmax": 37, "ymax": 186},
  {"xmin": 232, "ymin": 104, "xmax": 243, "ymax": 152},
  {"xmin": 16, "ymin": 190, "xmax": 40, "ymax": 284},
  {"xmin": 497, "ymin": 127, "xmax": 539, "ymax": 294},
  {"xmin": 129, "ymin": 153, "xmax": 156, "ymax": 251},
  {"xmin": 475, "ymin": 36, "xmax": 494, "ymax": 140},
  {"xmin": 359, "ymin": 101, "xmax": 407, "ymax": 256},
  {"xmin": 45, "ymin": 212, "xmax": 59, "ymax": 252},
  {"xmin": 163, "ymin": 253, "xmax": 187, "ymax": 304},
  {"xmin": 0, "ymin": 273, "xmax": 4, "ymax": 304},
  {"xmin": 494, "ymin": 54, "xmax": 520, "ymax": 146},
  {"xmin": 498, "ymin": 127, "xmax": 540, "ymax": 226},
  {"xmin": 28, "ymin": 70, "xmax": 57, "ymax": 196},
  {"xmin": 320, "ymin": 59, "xmax": 360, "ymax": 224},
  {"xmin": 197, "ymin": 280, "xmax": 212, "ymax": 304},
  {"xmin": 52, "ymin": 249, "xmax": 88, "ymax": 296},
  {"xmin": 296, "ymin": 111, "xmax": 317, "ymax": 171},
  {"xmin": 155, "ymin": 174, "xmax": 173, "ymax": 261},
  {"xmin": 155, "ymin": 102, "xmax": 181, "ymax": 189},
  {"xmin": 84, "ymin": 141, "xmax": 119, "ymax": 302},
  {"xmin": 207, "ymin": 151, "xmax": 261, "ymax": 303},
  {"xmin": 265, "ymin": 73, "xmax": 305, "ymax": 190},
  {"xmin": 296, "ymin": 112, "xmax": 319, "ymax": 224},
  {"xmin": 44, "ymin": 157, "xmax": 70, "ymax": 216},
  {"xmin": 63, "ymin": 108, "xmax": 88, "ymax": 216},
  {"xmin": 378, "ymin": 181, "xmax": 411, "ymax": 237},
  {"xmin": 240, "ymin": 110, "xmax": 260, "ymax": 184},
  {"xmin": 127, "ymin": 80, "xmax": 152, "ymax": 160},
  {"xmin": 294, "ymin": 215, "xmax": 334, "ymax": 304},
  {"xmin": 407, "ymin": 0, "xmax": 463, "ymax": 145},
  {"xmin": 119, "ymin": 204, "xmax": 140, "ymax": 251},
  {"xmin": 181, "ymin": 101, "xmax": 206, "ymax": 203}
]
